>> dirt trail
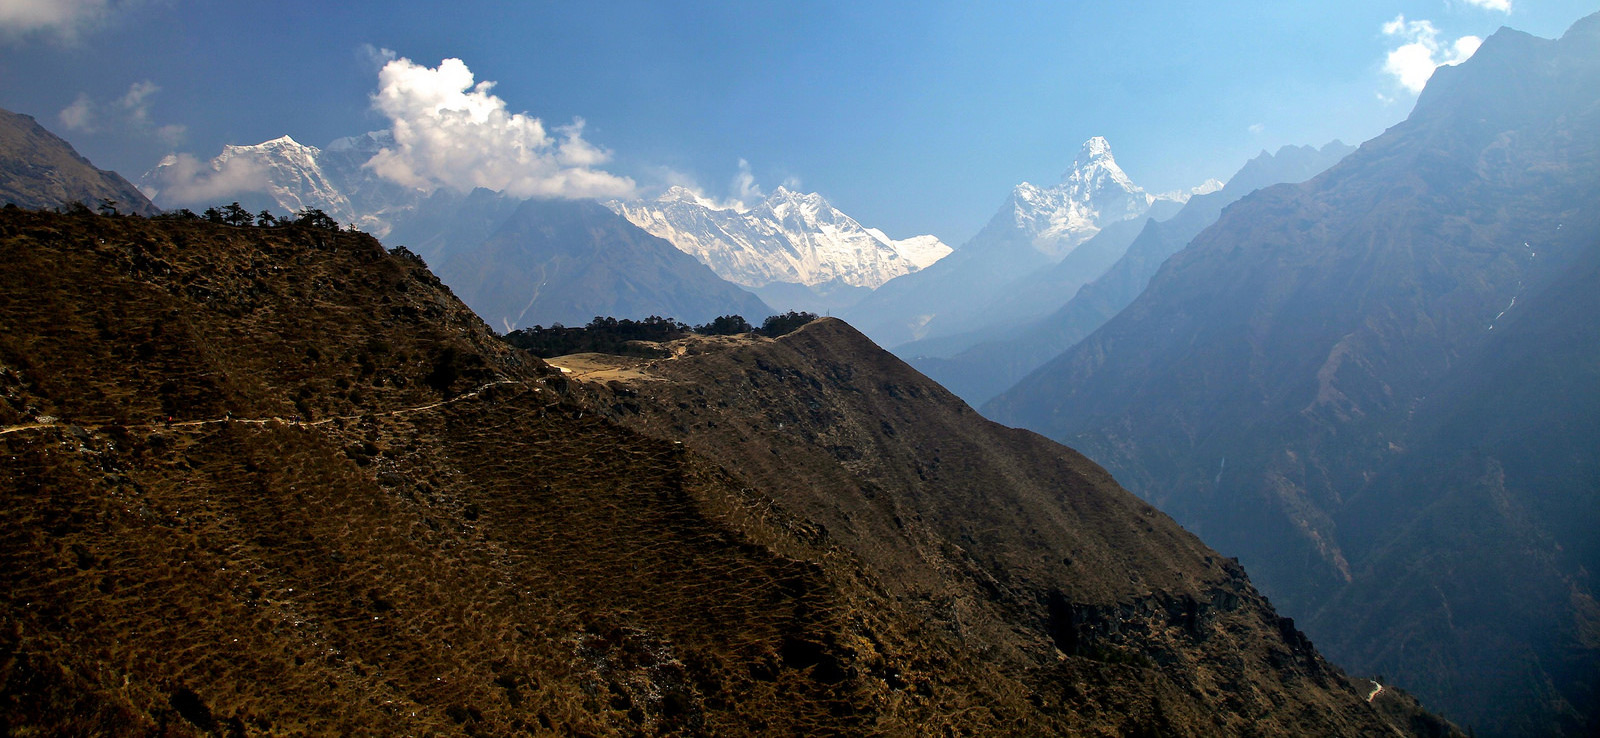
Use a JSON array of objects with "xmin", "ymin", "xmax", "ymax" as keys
[
  {"xmin": 0, "ymin": 379, "xmax": 526, "ymax": 437},
  {"xmin": 544, "ymin": 354, "xmax": 661, "ymax": 383}
]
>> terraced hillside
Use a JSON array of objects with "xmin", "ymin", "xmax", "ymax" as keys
[{"xmin": 0, "ymin": 209, "xmax": 1452, "ymax": 735}]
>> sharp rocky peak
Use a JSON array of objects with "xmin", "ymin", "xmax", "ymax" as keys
[
  {"xmin": 230, "ymin": 135, "xmax": 316, "ymax": 154},
  {"xmin": 765, "ymin": 185, "xmax": 825, "ymax": 205},
  {"xmin": 1061, "ymin": 136, "xmax": 1139, "ymax": 190},
  {"xmin": 1076, "ymin": 135, "xmax": 1115, "ymax": 164}
]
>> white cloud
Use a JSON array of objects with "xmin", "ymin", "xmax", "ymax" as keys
[
  {"xmin": 118, "ymin": 79, "xmax": 159, "ymax": 125},
  {"xmin": 54, "ymin": 79, "xmax": 184, "ymax": 144},
  {"xmin": 359, "ymin": 43, "xmax": 397, "ymax": 69},
  {"xmin": 1382, "ymin": 15, "xmax": 1482, "ymax": 94},
  {"xmin": 154, "ymin": 123, "xmax": 186, "ymax": 146},
  {"xmin": 363, "ymin": 53, "xmax": 635, "ymax": 199},
  {"xmin": 635, "ymin": 160, "xmax": 790, "ymax": 212},
  {"xmin": 1462, "ymin": 0, "xmax": 1511, "ymax": 12},
  {"xmin": 0, "ymin": 0, "xmax": 112, "ymax": 41},
  {"xmin": 141, "ymin": 153, "xmax": 270, "ymax": 206},
  {"xmin": 1248, "ymin": 122, "xmax": 1266, "ymax": 135},
  {"xmin": 58, "ymin": 93, "xmax": 95, "ymax": 131},
  {"xmin": 731, "ymin": 158, "xmax": 762, "ymax": 203}
]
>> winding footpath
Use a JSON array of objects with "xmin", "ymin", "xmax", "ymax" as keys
[{"xmin": 0, "ymin": 379, "xmax": 525, "ymax": 438}]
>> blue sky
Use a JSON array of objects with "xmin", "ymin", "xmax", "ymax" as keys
[{"xmin": 1, "ymin": 0, "xmax": 1593, "ymax": 244}]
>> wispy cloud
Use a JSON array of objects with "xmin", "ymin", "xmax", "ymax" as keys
[
  {"xmin": 1248, "ymin": 122, "xmax": 1266, "ymax": 135},
  {"xmin": 58, "ymin": 93, "xmax": 95, "ymax": 131},
  {"xmin": 57, "ymin": 79, "xmax": 185, "ymax": 144},
  {"xmin": 1461, "ymin": 0, "xmax": 1511, "ymax": 13},
  {"xmin": 1381, "ymin": 15, "xmax": 1482, "ymax": 94},
  {"xmin": 118, "ymin": 79, "xmax": 159, "ymax": 126},
  {"xmin": 0, "ymin": 0, "xmax": 114, "ymax": 42},
  {"xmin": 363, "ymin": 53, "xmax": 635, "ymax": 199},
  {"xmin": 140, "ymin": 153, "xmax": 269, "ymax": 206},
  {"xmin": 732, "ymin": 158, "xmax": 762, "ymax": 203},
  {"xmin": 635, "ymin": 159, "xmax": 797, "ymax": 212}
]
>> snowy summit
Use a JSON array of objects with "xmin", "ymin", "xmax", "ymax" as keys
[
  {"xmin": 609, "ymin": 186, "xmax": 951, "ymax": 290},
  {"xmin": 1002, "ymin": 136, "xmax": 1187, "ymax": 259}
]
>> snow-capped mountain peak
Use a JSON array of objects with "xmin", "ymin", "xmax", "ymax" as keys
[
  {"xmin": 992, "ymin": 136, "xmax": 1175, "ymax": 259},
  {"xmin": 609, "ymin": 187, "xmax": 951, "ymax": 290},
  {"xmin": 659, "ymin": 184, "xmax": 738, "ymax": 211},
  {"xmin": 147, "ymin": 134, "xmax": 360, "ymax": 226},
  {"xmin": 759, "ymin": 186, "xmax": 839, "ymax": 225},
  {"xmin": 141, "ymin": 131, "xmax": 428, "ymax": 237},
  {"xmin": 1070, "ymin": 135, "xmax": 1115, "ymax": 169}
]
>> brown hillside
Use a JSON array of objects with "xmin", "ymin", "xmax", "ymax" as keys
[
  {"xmin": 0, "ymin": 209, "xmax": 1452, "ymax": 736},
  {"xmin": 554, "ymin": 322, "xmax": 1457, "ymax": 736},
  {"xmin": 0, "ymin": 108, "xmax": 160, "ymax": 216}
]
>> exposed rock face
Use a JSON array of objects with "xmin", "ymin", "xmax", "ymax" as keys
[
  {"xmin": 0, "ymin": 107, "xmax": 160, "ymax": 216},
  {"xmin": 988, "ymin": 14, "xmax": 1600, "ymax": 737},
  {"xmin": 0, "ymin": 209, "xmax": 1455, "ymax": 736}
]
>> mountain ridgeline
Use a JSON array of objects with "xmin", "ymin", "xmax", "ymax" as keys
[
  {"xmin": 609, "ymin": 185, "xmax": 951, "ymax": 314},
  {"xmin": 989, "ymin": 14, "xmax": 1600, "ymax": 736},
  {"xmin": 0, "ymin": 109, "xmax": 160, "ymax": 217},
  {"xmin": 840, "ymin": 137, "xmax": 1201, "ymax": 350},
  {"xmin": 0, "ymin": 207, "xmax": 1457, "ymax": 735},
  {"xmin": 912, "ymin": 140, "xmax": 1354, "ymax": 407},
  {"xmin": 430, "ymin": 196, "xmax": 773, "ymax": 332},
  {"xmin": 140, "ymin": 134, "xmax": 775, "ymax": 331}
]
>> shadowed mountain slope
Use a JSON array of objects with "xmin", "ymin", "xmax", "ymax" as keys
[
  {"xmin": 988, "ymin": 15, "xmax": 1600, "ymax": 736},
  {"xmin": 0, "ymin": 108, "xmax": 159, "ymax": 216},
  {"xmin": 549, "ymin": 320, "xmax": 1457, "ymax": 736},
  {"xmin": 841, "ymin": 138, "xmax": 1184, "ymax": 350},
  {"xmin": 0, "ymin": 209, "xmax": 1455, "ymax": 736},
  {"xmin": 436, "ymin": 197, "xmax": 772, "ymax": 333},
  {"xmin": 910, "ymin": 141, "xmax": 1353, "ymax": 407}
]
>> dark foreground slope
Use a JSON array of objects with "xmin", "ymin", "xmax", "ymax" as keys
[
  {"xmin": 550, "ymin": 323, "xmax": 1455, "ymax": 736},
  {"xmin": 0, "ymin": 209, "xmax": 1451, "ymax": 736},
  {"xmin": 988, "ymin": 15, "xmax": 1600, "ymax": 736},
  {"xmin": 0, "ymin": 108, "xmax": 160, "ymax": 216}
]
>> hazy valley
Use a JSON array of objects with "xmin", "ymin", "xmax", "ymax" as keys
[{"xmin": 2, "ymin": 5, "xmax": 1597, "ymax": 737}]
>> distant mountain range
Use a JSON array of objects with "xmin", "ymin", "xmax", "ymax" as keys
[
  {"xmin": 989, "ymin": 13, "xmax": 1600, "ymax": 737},
  {"xmin": 139, "ymin": 133, "xmax": 771, "ymax": 330},
  {"xmin": 140, "ymin": 131, "xmax": 417, "ymax": 236},
  {"xmin": 840, "ymin": 137, "xmax": 1216, "ymax": 349},
  {"xmin": 911, "ymin": 140, "xmax": 1354, "ymax": 406},
  {"xmin": 140, "ymin": 135, "xmax": 947, "ymax": 322},
  {"xmin": 609, "ymin": 186, "xmax": 951, "ymax": 313},
  {"xmin": 0, "ymin": 108, "xmax": 160, "ymax": 216},
  {"xmin": 434, "ymin": 196, "xmax": 773, "ymax": 331}
]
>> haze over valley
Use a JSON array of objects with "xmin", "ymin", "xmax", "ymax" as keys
[{"xmin": 2, "ymin": 2, "xmax": 1596, "ymax": 736}]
